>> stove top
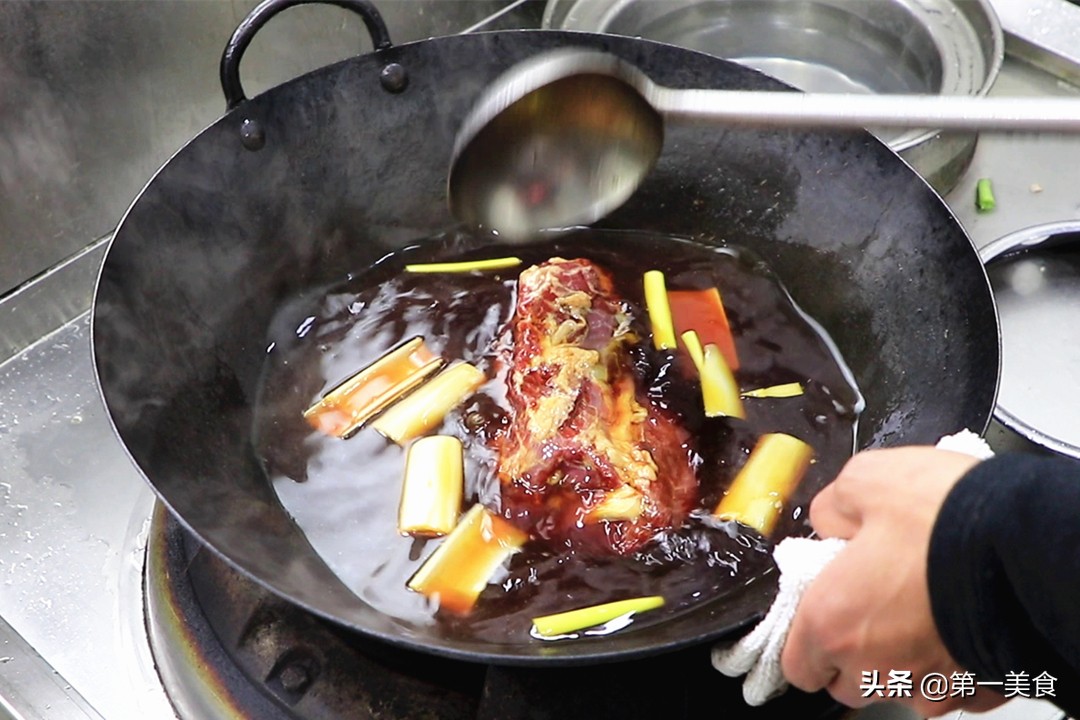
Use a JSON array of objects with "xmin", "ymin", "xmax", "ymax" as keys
[
  {"xmin": 147, "ymin": 505, "xmax": 844, "ymax": 719},
  {"xmin": 1, "ymin": 2, "xmax": 1078, "ymax": 718}
]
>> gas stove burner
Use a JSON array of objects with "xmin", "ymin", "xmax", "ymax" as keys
[
  {"xmin": 144, "ymin": 504, "xmax": 483, "ymax": 719},
  {"xmin": 143, "ymin": 504, "xmax": 849, "ymax": 719}
]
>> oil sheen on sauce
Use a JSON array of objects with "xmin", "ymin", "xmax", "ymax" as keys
[{"xmin": 252, "ymin": 229, "xmax": 863, "ymax": 644}]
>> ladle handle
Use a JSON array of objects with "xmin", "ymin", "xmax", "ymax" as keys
[{"xmin": 651, "ymin": 88, "xmax": 1080, "ymax": 133}]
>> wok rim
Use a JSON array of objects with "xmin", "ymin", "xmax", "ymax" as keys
[{"xmin": 89, "ymin": 28, "xmax": 1000, "ymax": 666}]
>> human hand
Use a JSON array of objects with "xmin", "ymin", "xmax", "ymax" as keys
[{"xmin": 780, "ymin": 447, "xmax": 1007, "ymax": 716}]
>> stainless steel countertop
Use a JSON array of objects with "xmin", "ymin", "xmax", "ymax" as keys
[
  {"xmin": 2, "ymin": 11, "xmax": 1079, "ymax": 720},
  {"xmin": 0, "ymin": 314, "xmax": 166, "ymax": 719}
]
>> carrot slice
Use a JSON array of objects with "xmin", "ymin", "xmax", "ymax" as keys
[{"xmin": 668, "ymin": 288, "xmax": 738, "ymax": 370}]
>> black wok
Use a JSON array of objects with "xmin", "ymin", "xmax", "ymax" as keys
[{"xmin": 92, "ymin": 0, "xmax": 999, "ymax": 665}]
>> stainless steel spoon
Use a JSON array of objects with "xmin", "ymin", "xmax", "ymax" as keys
[{"xmin": 448, "ymin": 49, "xmax": 1080, "ymax": 241}]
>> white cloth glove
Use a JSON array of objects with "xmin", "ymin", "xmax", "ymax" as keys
[{"xmin": 710, "ymin": 430, "xmax": 994, "ymax": 706}]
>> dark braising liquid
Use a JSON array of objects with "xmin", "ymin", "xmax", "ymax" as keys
[{"xmin": 253, "ymin": 229, "xmax": 863, "ymax": 644}]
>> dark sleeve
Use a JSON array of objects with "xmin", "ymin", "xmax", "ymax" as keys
[{"xmin": 928, "ymin": 452, "xmax": 1080, "ymax": 716}]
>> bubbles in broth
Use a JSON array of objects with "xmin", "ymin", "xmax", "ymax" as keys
[{"xmin": 253, "ymin": 229, "xmax": 862, "ymax": 644}]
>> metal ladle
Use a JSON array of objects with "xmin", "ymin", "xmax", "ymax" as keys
[{"xmin": 448, "ymin": 49, "xmax": 1080, "ymax": 241}]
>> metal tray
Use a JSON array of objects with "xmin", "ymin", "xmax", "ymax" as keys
[{"xmin": 982, "ymin": 222, "xmax": 1080, "ymax": 458}]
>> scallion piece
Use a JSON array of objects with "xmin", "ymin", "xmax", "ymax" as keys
[
  {"xmin": 399, "ymin": 436, "xmax": 464, "ymax": 537},
  {"xmin": 407, "ymin": 504, "xmax": 528, "ymax": 615},
  {"xmin": 372, "ymin": 362, "xmax": 486, "ymax": 444},
  {"xmin": 701, "ymin": 343, "xmax": 745, "ymax": 419},
  {"xmin": 680, "ymin": 330, "xmax": 706, "ymax": 372},
  {"xmin": 976, "ymin": 178, "xmax": 996, "ymax": 212},
  {"xmin": 714, "ymin": 433, "xmax": 813, "ymax": 537},
  {"xmin": 302, "ymin": 337, "xmax": 444, "ymax": 438},
  {"xmin": 404, "ymin": 257, "xmax": 521, "ymax": 273},
  {"xmin": 742, "ymin": 382, "xmax": 805, "ymax": 399},
  {"xmin": 643, "ymin": 270, "xmax": 677, "ymax": 350},
  {"xmin": 532, "ymin": 596, "xmax": 665, "ymax": 638}
]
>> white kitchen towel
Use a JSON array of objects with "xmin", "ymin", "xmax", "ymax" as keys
[{"xmin": 710, "ymin": 430, "xmax": 995, "ymax": 706}]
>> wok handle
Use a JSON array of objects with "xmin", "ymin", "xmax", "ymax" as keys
[{"xmin": 220, "ymin": 0, "xmax": 393, "ymax": 110}]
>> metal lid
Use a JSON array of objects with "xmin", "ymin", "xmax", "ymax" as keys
[{"xmin": 981, "ymin": 221, "xmax": 1080, "ymax": 458}]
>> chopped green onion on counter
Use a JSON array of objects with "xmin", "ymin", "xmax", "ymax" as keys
[{"xmin": 976, "ymin": 178, "xmax": 996, "ymax": 213}]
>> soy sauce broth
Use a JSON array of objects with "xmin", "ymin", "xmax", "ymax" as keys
[{"xmin": 253, "ymin": 229, "xmax": 863, "ymax": 644}]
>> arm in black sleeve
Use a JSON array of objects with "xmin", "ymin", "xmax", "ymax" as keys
[{"xmin": 928, "ymin": 452, "xmax": 1080, "ymax": 716}]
